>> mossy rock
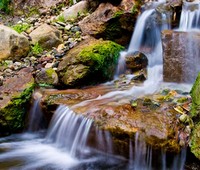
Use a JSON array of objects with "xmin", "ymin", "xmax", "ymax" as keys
[
  {"xmin": 0, "ymin": 68, "xmax": 35, "ymax": 136},
  {"xmin": 190, "ymin": 122, "xmax": 200, "ymax": 160},
  {"xmin": 190, "ymin": 72, "xmax": 200, "ymax": 118},
  {"xmin": 35, "ymin": 68, "xmax": 58, "ymax": 86},
  {"xmin": 58, "ymin": 38, "xmax": 124, "ymax": 87}
]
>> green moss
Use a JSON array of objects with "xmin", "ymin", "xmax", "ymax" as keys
[
  {"xmin": 190, "ymin": 122, "xmax": 200, "ymax": 160},
  {"xmin": 11, "ymin": 23, "xmax": 30, "ymax": 33},
  {"xmin": 78, "ymin": 40, "xmax": 124, "ymax": 80},
  {"xmin": 31, "ymin": 42, "xmax": 44, "ymax": 55},
  {"xmin": 0, "ymin": 0, "xmax": 11, "ymax": 14},
  {"xmin": 190, "ymin": 72, "xmax": 200, "ymax": 118},
  {"xmin": 57, "ymin": 14, "xmax": 65, "ymax": 22},
  {"xmin": 46, "ymin": 68, "xmax": 55, "ymax": 78},
  {"xmin": 24, "ymin": 7, "xmax": 40, "ymax": 17},
  {"xmin": 113, "ymin": 11, "xmax": 124, "ymax": 18},
  {"xmin": 0, "ymin": 83, "xmax": 35, "ymax": 133}
]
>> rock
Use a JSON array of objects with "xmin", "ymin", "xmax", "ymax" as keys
[
  {"xmin": 125, "ymin": 51, "xmax": 148, "ymax": 73},
  {"xmin": 131, "ymin": 73, "xmax": 146, "ymax": 82},
  {"xmin": 57, "ymin": 38, "xmax": 124, "ymax": 87},
  {"xmin": 0, "ymin": 25, "xmax": 30, "ymax": 61},
  {"xmin": 0, "ymin": 68, "xmax": 34, "ymax": 136},
  {"xmin": 87, "ymin": 0, "xmax": 123, "ymax": 11},
  {"xmin": 29, "ymin": 23, "xmax": 63, "ymax": 49},
  {"xmin": 190, "ymin": 122, "xmax": 200, "ymax": 161},
  {"xmin": 40, "ymin": 86, "xmax": 191, "ymax": 153},
  {"xmin": 79, "ymin": 1, "xmax": 139, "ymax": 45},
  {"xmin": 35, "ymin": 68, "xmax": 58, "ymax": 86},
  {"xmin": 190, "ymin": 72, "xmax": 200, "ymax": 118},
  {"xmin": 162, "ymin": 30, "xmax": 200, "ymax": 83},
  {"xmin": 11, "ymin": 0, "xmax": 63, "ymax": 15},
  {"xmin": 59, "ymin": 1, "xmax": 89, "ymax": 21}
]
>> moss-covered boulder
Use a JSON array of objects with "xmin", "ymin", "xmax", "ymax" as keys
[
  {"xmin": 190, "ymin": 72, "xmax": 200, "ymax": 160},
  {"xmin": 35, "ymin": 68, "xmax": 58, "ymax": 86},
  {"xmin": 0, "ymin": 68, "xmax": 35, "ymax": 136},
  {"xmin": 190, "ymin": 72, "xmax": 200, "ymax": 118},
  {"xmin": 57, "ymin": 38, "xmax": 124, "ymax": 87},
  {"xmin": 190, "ymin": 122, "xmax": 200, "ymax": 160}
]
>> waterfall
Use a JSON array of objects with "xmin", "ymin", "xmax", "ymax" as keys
[
  {"xmin": 179, "ymin": 0, "xmax": 200, "ymax": 31},
  {"xmin": 128, "ymin": 9, "xmax": 155, "ymax": 52},
  {"xmin": 115, "ymin": 0, "xmax": 171, "ymax": 85},
  {"xmin": 46, "ymin": 105, "xmax": 93, "ymax": 158},
  {"xmin": 128, "ymin": 132, "xmax": 186, "ymax": 170},
  {"xmin": 28, "ymin": 98, "xmax": 44, "ymax": 132}
]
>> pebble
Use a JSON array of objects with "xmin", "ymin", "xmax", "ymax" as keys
[{"xmin": 45, "ymin": 63, "xmax": 54, "ymax": 68}]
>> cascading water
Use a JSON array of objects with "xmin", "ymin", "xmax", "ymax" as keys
[
  {"xmin": 0, "ymin": 0, "xmax": 199, "ymax": 169},
  {"xmin": 45, "ymin": 105, "xmax": 93, "ymax": 158},
  {"xmin": 179, "ymin": 0, "xmax": 200, "ymax": 31},
  {"xmin": 115, "ymin": 0, "xmax": 171, "ymax": 91}
]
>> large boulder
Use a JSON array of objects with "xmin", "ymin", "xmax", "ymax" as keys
[
  {"xmin": 0, "ymin": 68, "xmax": 35, "ymax": 136},
  {"xmin": 40, "ymin": 86, "xmax": 191, "ymax": 154},
  {"xmin": 79, "ymin": 0, "xmax": 140, "ymax": 45},
  {"xmin": 57, "ymin": 38, "xmax": 124, "ymax": 87},
  {"xmin": 162, "ymin": 30, "xmax": 200, "ymax": 83},
  {"xmin": 0, "ymin": 25, "xmax": 30, "ymax": 61},
  {"xmin": 29, "ymin": 23, "xmax": 62, "ymax": 49},
  {"xmin": 58, "ymin": 1, "xmax": 89, "ymax": 21}
]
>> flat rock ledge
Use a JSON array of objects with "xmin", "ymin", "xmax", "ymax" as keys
[{"xmin": 40, "ymin": 85, "xmax": 192, "ymax": 155}]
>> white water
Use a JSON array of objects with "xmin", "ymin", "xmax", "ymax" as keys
[
  {"xmin": 179, "ymin": 0, "xmax": 200, "ymax": 31},
  {"xmin": 114, "ymin": 0, "xmax": 171, "ymax": 97},
  {"xmin": 46, "ymin": 105, "xmax": 93, "ymax": 157},
  {"xmin": 28, "ymin": 99, "xmax": 44, "ymax": 132},
  {"xmin": 0, "ymin": 0, "xmax": 198, "ymax": 169}
]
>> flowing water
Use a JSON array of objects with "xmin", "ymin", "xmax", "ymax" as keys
[
  {"xmin": 179, "ymin": 0, "xmax": 200, "ymax": 31},
  {"xmin": 0, "ymin": 105, "xmax": 187, "ymax": 170},
  {"xmin": 0, "ymin": 0, "xmax": 200, "ymax": 169}
]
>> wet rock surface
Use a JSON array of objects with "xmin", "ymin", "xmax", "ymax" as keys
[
  {"xmin": 0, "ymin": 68, "xmax": 34, "ymax": 136},
  {"xmin": 162, "ymin": 30, "xmax": 200, "ymax": 83},
  {"xmin": 41, "ymin": 85, "xmax": 192, "ymax": 153},
  {"xmin": 125, "ymin": 51, "xmax": 148, "ymax": 73}
]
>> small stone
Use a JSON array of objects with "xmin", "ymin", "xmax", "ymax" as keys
[
  {"xmin": 71, "ymin": 26, "xmax": 81, "ymax": 32},
  {"xmin": 57, "ymin": 44, "xmax": 65, "ymax": 53},
  {"xmin": 45, "ymin": 63, "xmax": 54, "ymax": 68},
  {"xmin": 30, "ymin": 56, "xmax": 37, "ymax": 61},
  {"xmin": 179, "ymin": 114, "xmax": 188, "ymax": 123},
  {"xmin": 63, "ymin": 35, "xmax": 69, "ymax": 41}
]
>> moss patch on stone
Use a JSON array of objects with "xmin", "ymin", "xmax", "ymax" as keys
[
  {"xmin": 190, "ymin": 72, "xmax": 200, "ymax": 118},
  {"xmin": 190, "ymin": 122, "xmax": 200, "ymax": 160},
  {"xmin": 77, "ymin": 40, "xmax": 124, "ymax": 79},
  {"xmin": 58, "ymin": 39, "xmax": 124, "ymax": 87},
  {"xmin": 0, "ymin": 82, "xmax": 35, "ymax": 134}
]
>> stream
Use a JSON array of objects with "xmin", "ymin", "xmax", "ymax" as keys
[{"xmin": 0, "ymin": 0, "xmax": 200, "ymax": 169}]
